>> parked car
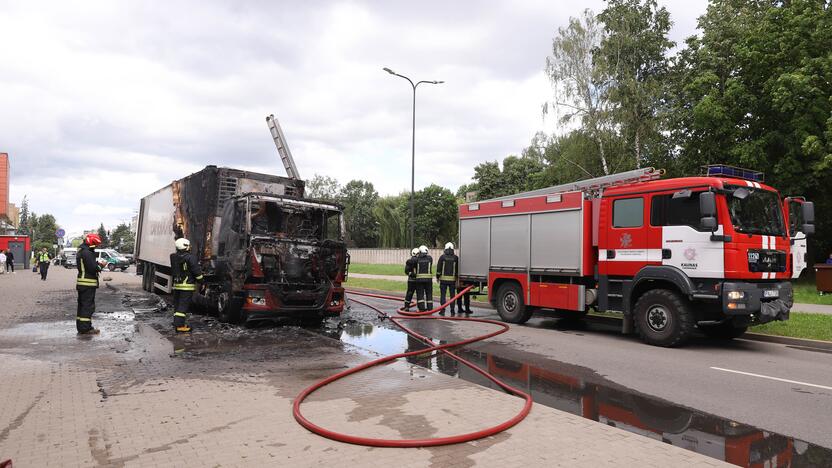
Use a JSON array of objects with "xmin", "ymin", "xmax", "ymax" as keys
[
  {"xmin": 97, "ymin": 249, "xmax": 131, "ymax": 271},
  {"xmin": 62, "ymin": 248, "xmax": 78, "ymax": 268},
  {"xmin": 122, "ymin": 253, "xmax": 136, "ymax": 265}
]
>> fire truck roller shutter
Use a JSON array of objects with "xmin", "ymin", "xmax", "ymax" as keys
[
  {"xmin": 530, "ymin": 210, "xmax": 582, "ymax": 273},
  {"xmin": 459, "ymin": 218, "xmax": 490, "ymax": 278}
]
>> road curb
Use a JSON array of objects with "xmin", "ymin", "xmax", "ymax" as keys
[
  {"xmin": 345, "ymin": 286, "xmax": 832, "ymax": 349},
  {"xmin": 741, "ymin": 333, "xmax": 832, "ymax": 350}
]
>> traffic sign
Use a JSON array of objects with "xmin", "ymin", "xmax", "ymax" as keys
[{"xmin": 55, "ymin": 228, "xmax": 65, "ymax": 238}]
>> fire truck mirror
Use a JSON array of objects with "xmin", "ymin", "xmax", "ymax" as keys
[
  {"xmin": 699, "ymin": 191, "xmax": 717, "ymax": 218},
  {"xmin": 701, "ymin": 216, "xmax": 717, "ymax": 231},
  {"xmin": 802, "ymin": 201, "xmax": 815, "ymax": 224}
]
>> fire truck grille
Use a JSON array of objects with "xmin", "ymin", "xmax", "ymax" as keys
[{"xmin": 747, "ymin": 249, "xmax": 787, "ymax": 273}]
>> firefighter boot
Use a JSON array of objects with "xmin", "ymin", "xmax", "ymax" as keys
[
  {"xmin": 78, "ymin": 328, "xmax": 100, "ymax": 335},
  {"xmin": 176, "ymin": 325, "xmax": 192, "ymax": 333}
]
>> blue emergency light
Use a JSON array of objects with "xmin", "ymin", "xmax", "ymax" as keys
[{"xmin": 702, "ymin": 165, "xmax": 764, "ymax": 182}]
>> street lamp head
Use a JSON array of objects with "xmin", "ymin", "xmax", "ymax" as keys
[{"xmin": 383, "ymin": 67, "xmax": 396, "ymax": 75}]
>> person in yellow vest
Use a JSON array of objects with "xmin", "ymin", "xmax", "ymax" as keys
[
  {"xmin": 37, "ymin": 248, "xmax": 51, "ymax": 281},
  {"xmin": 170, "ymin": 238, "xmax": 204, "ymax": 333},
  {"xmin": 436, "ymin": 242, "xmax": 459, "ymax": 316},
  {"xmin": 76, "ymin": 233, "xmax": 103, "ymax": 335}
]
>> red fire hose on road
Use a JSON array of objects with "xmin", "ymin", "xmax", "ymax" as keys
[{"xmin": 292, "ymin": 287, "xmax": 533, "ymax": 447}]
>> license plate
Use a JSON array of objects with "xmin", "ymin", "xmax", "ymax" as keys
[
  {"xmin": 763, "ymin": 289, "xmax": 779, "ymax": 298},
  {"xmin": 748, "ymin": 252, "xmax": 760, "ymax": 262}
]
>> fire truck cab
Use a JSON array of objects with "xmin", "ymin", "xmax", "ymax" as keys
[{"xmin": 458, "ymin": 166, "xmax": 815, "ymax": 347}]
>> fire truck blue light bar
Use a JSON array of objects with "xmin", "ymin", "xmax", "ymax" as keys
[{"xmin": 703, "ymin": 165, "xmax": 764, "ymax": 183}]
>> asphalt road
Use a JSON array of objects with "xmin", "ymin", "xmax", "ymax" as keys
[{"xmin": 343, "ymin": 293, "xmax": 832, "ymax": 449}]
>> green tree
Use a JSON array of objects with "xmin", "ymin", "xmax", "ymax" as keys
[
  {"xmin": 306, "ymin": 174, "xmax": 341, "ymax": 201},
  {"xmin": 669, "ymin": 0, "xmax": 832, "ymax": 258},
  {"xmin": 545, "ymin": 9, "xmax": 617, "ymax": 175},
  {"xmin": 110, "ymin": 223, "xmax": 135, "ymax": 253},
  {"xmin": 29, "ymin": 213, "xmax": 60, "ymax": 252},
  {"xmin": 597, "ymin": 0, "xmax": 674, "ymax": 170},
  {"xmin": 373, "ymin": 194, "xmax": 408, "ymax": 248},
  {"xmin": 18, "ymin": 195, "xmax": 30, "ymax": 235},
  {"xmin": 411, "ymin": 184, "xmax": 458, "ymax": 248},
  {"xmin": 339, "ymin": 180, "xmax": 379, "ymax": 247},
  {"xmin": 97, "ymin": 223, "xmax": 110, "ymax": 248}
]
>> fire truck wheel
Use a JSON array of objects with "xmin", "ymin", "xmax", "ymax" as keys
[
  {"xmin": 634, "ymin": 289, "xmax": 695, "ymax": 347},
  {"xmin": 496, "ymin": 282, "xmax": 532, "ymax": 324},
  {"xmin": 217, "ymin": 287, "xmax": 243, "ymax": 324},
  {"xmin": 699, "ymin": 322, "xmax": 749, "ymax": 340}
]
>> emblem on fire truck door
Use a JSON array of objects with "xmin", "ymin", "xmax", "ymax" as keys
[
  {"xmin": 681, "ymin": 247, "xmax": 698, "ymax": 270},
  {"xmin": 620, "ymin": 233, "xmax": 632, "ymax": 248}
]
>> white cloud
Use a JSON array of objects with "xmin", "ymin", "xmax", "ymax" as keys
[{"xmin": 2, "ymin": 0, "xmax": 708, "ymax": 234}]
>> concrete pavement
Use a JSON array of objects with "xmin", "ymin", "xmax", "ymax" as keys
[{"xmin": 0, "ymin": 267, "xmax": 727, "ymax": 467}]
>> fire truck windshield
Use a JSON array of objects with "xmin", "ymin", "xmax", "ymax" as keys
[{"xmin": 725, "ymin": 185, "xmax": 786, "ymax": 237}]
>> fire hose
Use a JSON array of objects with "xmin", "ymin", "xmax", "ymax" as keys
[{"xmin": 292, "ymin": 286, "xmax": 533, "ymax": 447}]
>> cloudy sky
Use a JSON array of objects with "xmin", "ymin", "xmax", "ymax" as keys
[{"xmin": 1, "ymin": 0, "xmax": 707, "ymax": 237}]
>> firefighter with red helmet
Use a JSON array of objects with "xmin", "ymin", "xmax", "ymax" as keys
[
  {"xmin": 170, "ymin": 237, "xmax": 203, "ymax": 333},
  {"xmin": 76, "ymin": 233, "xmax": 103, "ymax": 334}
]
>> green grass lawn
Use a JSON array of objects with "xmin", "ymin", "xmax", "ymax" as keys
[
  {"xmin": 750, "ymin": 312, "xmax": 832, "ymax": 341},
  {"xmin": 792, "ymin": 281, "xmax": 832, "ymax": 305},
  {"xmin": 348, "ymin": 263, "xmax": 406, "ymax": 276},
  {"xmin": 345, "ymin": 277, "xmax": 439, "ymax": 296}
]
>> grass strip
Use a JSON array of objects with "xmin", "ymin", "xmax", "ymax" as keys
[
  {"xmin": 348, "ymin": 263, "xmax": 406, "ymax": 276},
  {"xmin": 750, "ymin": 312, "xmax": 832, "ymax": 341}
]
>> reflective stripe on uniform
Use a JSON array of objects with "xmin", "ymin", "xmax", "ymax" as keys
[
  {"xmin": 173, "ymin": 284, "xmax": 196, "ymax": 291},
  {"xmin": 76, "ymin": 317, "xmax": 91, "ymax": 321},
  {"xmin": 440, "ymin": 275, "xmax": 455, "ymax": 281},
  {"xmin": 195, "ymin": 275, "xmax": 204, "ymax": 280},
  {"xmin": 173, "ymin": 312, "xmax": 187, "ymax": 317},
  {"xmin": 77, "ymin": 258, "xmax": 98, "ymax": 286}
]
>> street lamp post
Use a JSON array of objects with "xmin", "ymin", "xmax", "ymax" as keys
[{"xmin": 383, "ymin": 67, "xmax": 443, "ymax": 248}]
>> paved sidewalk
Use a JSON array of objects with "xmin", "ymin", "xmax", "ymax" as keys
[
  {"xmin": 792, "ymin": 302, "xmax": 832, "ymax": 315},
  {"xmin": 0, "ymin": 268, "xmax": 727, "ymax": 467}
]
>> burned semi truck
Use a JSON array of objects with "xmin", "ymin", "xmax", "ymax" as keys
[{"xmin": 135, "ymin": 165, "xmax": 348, "ymax": 323}]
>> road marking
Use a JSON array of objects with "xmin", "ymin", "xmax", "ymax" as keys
[{"xmin": 710, "ymin": 367, "xmax": 832, "ymax": 391}]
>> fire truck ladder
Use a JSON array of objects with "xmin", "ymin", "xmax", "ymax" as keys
[
  {"xmin": 485, "ymin": 167, "xmax": 664, "ymax": 202},
  {"xmin": 266, "ymin": 114, "xmax": 301, "ymax": 180}
]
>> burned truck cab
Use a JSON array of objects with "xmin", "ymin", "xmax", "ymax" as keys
[{"xmin": 214, "ymin": 193, "xmax": 348, "ymax": 322}]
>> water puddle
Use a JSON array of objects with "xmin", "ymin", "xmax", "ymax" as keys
[{"xmin": 324, "ymin": 319, "xmax": 832, "ymax": 467}]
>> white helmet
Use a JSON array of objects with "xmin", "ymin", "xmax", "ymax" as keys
[
  {"xmin": 175, "ymin": 238, "xmax": 191, "ymax": 251},
  {"xmin": 445, "ymin": 242, "xmax": 454, "ymax": 250},
  {"xmin": 418, "ymin": 245, "xmax": 428, "ymax": 254},
  {"xmin": 411, "ymin": 248, "xmax": 419, "ymax": 256}
]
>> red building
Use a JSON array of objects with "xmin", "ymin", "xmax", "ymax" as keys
[
  {"xmin": 0, "ymin": 235, "xmax": 30, "ymax": 269},
  {"xmin": 0, "ymin": 153, "xmax": 8, "ymax": 221}
]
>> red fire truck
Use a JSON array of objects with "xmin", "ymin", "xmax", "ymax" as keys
[{"xmin": 458, "ymin": 166, "xmax": 815, "ymax": 347}]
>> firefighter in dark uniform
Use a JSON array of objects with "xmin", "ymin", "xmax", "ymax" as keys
[
  {"xmin": 415, "ymin": 245, "xmax": 434, "ymax": 311},
  {"xmin": 404, "ymin": 247, "xmax": 419, "ymax": 309},
  {"xmin": 170, "ymin": 237, "xmax": 204, "ymax": 333},
  {"xmin": 76, "ymin": 233, "xmax": 103, "ymax": 335},
  {"xmin": 436, "ymin": 242, "xmax": 459, "ymax": 316}
]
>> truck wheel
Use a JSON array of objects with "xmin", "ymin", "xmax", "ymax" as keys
[
  {"xmin": 634, "ymin": 289, "xmax": 695, "ymax": 347},
  {"xmin": 700, "ymin": 322, "xmax": 748, "ymax": 340},
  {"xmin": 496, "ymin": 282, "xmax": 532, "ymax": 324},
  {"xmin": 217, "ymin": 290, "xmax": 243, "ymax": 324}
]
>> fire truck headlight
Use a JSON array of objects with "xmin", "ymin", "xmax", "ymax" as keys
[
  {"xmin": 727, "ymin": 302, "xmax": 746, "ymax": 310},
  {"xmin": 246, "ymin": 291, "xmax": 266, "ymax": 306},
  {"xmin": 727, "ymin": 291, "xmax": 745, "ymax": 300}
]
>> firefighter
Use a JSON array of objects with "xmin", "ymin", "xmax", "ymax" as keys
[
  {"xmin": 436, "ymin": 242, "xmax": 459, "ymax": 316},
  {"xmin": 403, "ymin": 247, "xmax": 419, "ymax": 309},
  {"xmin": 37, "ymin": 248, "xmax": 51, "ymax": 281},
  {"xmin": 415, "ymin": 245, "xmax": 434, "ymax": 311},
  {"xmin": 76, "ymin": 233, "xmax": 103, "ymax": 335},
  {"xmin": 170, "ymin": 238, "xmax": 204, "ymax": 333}
]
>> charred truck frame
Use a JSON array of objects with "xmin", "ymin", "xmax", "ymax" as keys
[
  {"xmin": 135, "ymin": 166, "xmax": 348, "ymax": 323},
  {"xmin": 458, "ymin": 166, "xmax": 815, "ymax": 347}
]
